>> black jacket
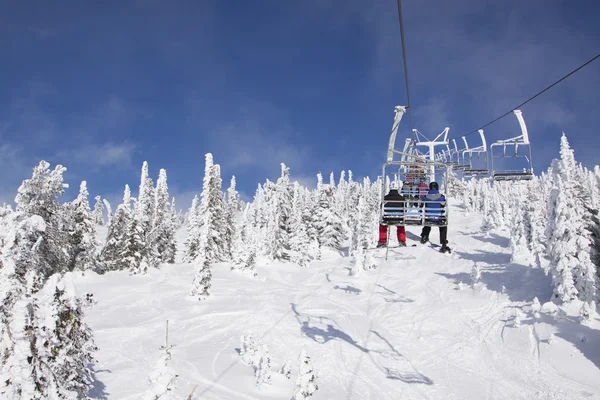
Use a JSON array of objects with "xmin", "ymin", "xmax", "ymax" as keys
[{"xmin": 383, "ymin": 189, "xmax": 406, "ymax": 209}]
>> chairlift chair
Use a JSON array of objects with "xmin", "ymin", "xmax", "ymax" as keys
[
  {"xmin": 380, "ymin": 106, "xmax": 449, "ymax": 228},
  {"xmin": 462, "ymin": 129, "xmax": 490, "ymax": 178},
  {"xmin": 490, "ymin": 110, "xmax": 534, "ymax": 182}
]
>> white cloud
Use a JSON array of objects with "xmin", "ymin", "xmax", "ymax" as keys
[
  {"xmin": 57, "ymin": 142, "xmax": 135, "ymax": 168},
  {"xmin": 190, "ymin": 97, "xmax": 313, "ymax": 177}
]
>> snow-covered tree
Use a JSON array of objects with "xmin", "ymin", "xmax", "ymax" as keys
[
  {"xmin": 189, "ymin": 154, "xmax": 223, "ymax": 299},
  {"xmin": 224, "ymin": 176, "xmax": 240, "ymax": 260},
  {"xmin": 289, "ymin": 183, "xmax": 311, "ymax": 267},
  {"xmin": 100, "ymin": 185, "xmax": 132, "ymax": 272},
  {"xmin": 293, "ymin": 347, "xmax": 318, "ymax": 400},
  {"xmin": 142, "ymin": 322, "xmax": 177, "ymax": 400},
  {"xmin": 255, "ymin": 345, "xmax": 272, "ymax": 389},
  {"xmin": 509, "ymin": 195, "xmax": 529, "ymax": 262},
  {"xmin": 184, "ymin": 195, "xmax": 201, "ymax": 263},
  {"xmin": 68, "ymin": 181, "xmax": 99, "ymax": 271},
  {"xmin": 93, "ymin": 195, "xmax": 104, "ymax": 225},
  {"xmin": 313, "ymin": 185, "xmax": 343, "ymax": 250},
  {"xmin": 264, "ymin": 164, "xmax": 293, "ymax": 261},
  {"xmin": 14, "ymin": 160, "xmax": 70, "ymax": 278},
  {"xmin": 1, "ymin": 163, "xmax": 97, "ymax": 398},
  {"xmin": 152, "ymin": 169, "xmax": 176, "ymax": 264},
  {"xmin": 546, "ymin": 134, "xmax": 598, "ymax": 304},
  {"xmin": 102, "ymin": 198, "xmax": 113, "ymax": 225}
]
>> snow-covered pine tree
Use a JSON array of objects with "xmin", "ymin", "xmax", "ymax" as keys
[
  {"xmin": 103, "ymin": 198, "xmax": 113, "ymax": 225},
  {"xmin": 266, "ymin": 163, "xmax": 293, "ymax": 261},
  {"xmin": 292, "ymin": 347, "xmax": 318, "ymax": 400},
  {"xmin": 224, "ymin": 176, "xmax": 240, "ymax": 260},
  {"xmin": 135, "ymin": 161, "xmax": 155, "ymax": 237},
  {"xmin": 14, "ymin": 160, "xmax": 71, "ymax": 277},
  {"xmin": 93, "ymin": 195, "xmax": 104, "ymax": 225},
  {"xmin": 189, "ymin": 154, "xmax": 222, "ymax": 300},
  {"xmin": 152, "ymin": 169, "xmax": 176, "ymax": 264},
  {"xmin": 184, "ymin": 195, "xmax": 201, "ymax": 262},
  {"xmin": 1, "ymin": 164, "xmax": 97, "ymax": 399},
  {"xmin": 101, "ymin": 185, "xmax": 132, "ymax": 271},
  {"xmin": 127, "ymin": 216, "xmax": 147, "ymax": 275},
  {"xmin": 313, "ymin": 185, "xmax": 343, "ymax": 250},
  {"xmin": 255, "ymin": 345, "xmax": 272, "ymax": 389},
  {"xmin": 162, "ymin": 197, "xmax": 178, "ymax": 263},
  {"xmin": 132, "ymin": 161, "xmax": 157, "ymax": 271},
  {"xmin": 289, "ymin": 182, "xmax": 311, "ymax": 267},
  {"xmin": 547, "ymin": 134, "xmax": 597, "ymax": 304},
  {"xmin": 525, "ymin": 179, "xmax": 548, "ymax": 270},
  {"xmin": 68, "ymin": 181, "xmax": 99, "ymax": 271},
  {"xmin": 509, "ymin": 194, "xmax": 530, "ymax": 262},
  {"xmin": 142, "ymin": 321, "xmax": 177, "ymax": 400}
]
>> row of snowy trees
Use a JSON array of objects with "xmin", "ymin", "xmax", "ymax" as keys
[
  {"xmin": 0, "ymin": 159, "xmax": 183, "ymax": 397},
  {"xmin": 183, "ymin": 154, "xmax": 386, "ymax": 299},
  {"xmin": 0, "ymin": 161, "xmax": 97, "ymax": 398},
  {"xmin": 457, "ymin": 133, "xmax": 600, "ymax": 310},
  {"xmin": 100, "ymin": 162, "xmax": 178, "ymax": 274}
]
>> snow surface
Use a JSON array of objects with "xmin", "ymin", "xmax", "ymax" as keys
[{"xmin": 74, "ymin": 202, "xmax": 600, "ymax": 399}]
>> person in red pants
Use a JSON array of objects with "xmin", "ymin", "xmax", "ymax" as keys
[{"xmin": 378, "ymin": 186, "xmax": 407, "ymax": 247}]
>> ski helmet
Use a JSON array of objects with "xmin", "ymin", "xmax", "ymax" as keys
[{"xmin": 429, "ymin": 181, "xmax": 439, "ymax": 190}]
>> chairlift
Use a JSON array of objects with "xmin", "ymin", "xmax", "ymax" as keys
[
  {"xmin": 462, "ymin": 130, "xmax": 490, "ymax": 177},
  {"xmin": 380, "ymin": 107, "xmax": 449, "ymax": 228},
  {"xmin": 490, "ymin": 110, "xmax": 534, "ymax": 181}
]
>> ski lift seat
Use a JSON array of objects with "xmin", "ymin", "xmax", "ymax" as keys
[
  {"xmin": 464, "ymin": 169, "xmax": 489, "ymax": 176},
  {"xmin": 492, "ymin": 171, "xmax": 533, "ymax": 181}
]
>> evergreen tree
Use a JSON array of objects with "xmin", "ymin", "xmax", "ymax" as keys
[
  {"xmin": 93, "ymin": 195, "xmax": 104, "ymax": 225},
  {"xmin": 68, "ymin": 181, "xmax": 99, "ymax": 271},
  {"xmin": 102, "ymin": 198, "xmax": 113, "ymax": 225},
  {"xmin": 152, "ymin": 169, "xmax": 175, "ymax": 263},
  {"xmin": 547, "ymin": 134, "xmax": 597, "ymax": 303},
  {"xmin": 1, "ymin": 163, "xmax": 97, "ymax": 399},
  {"xmin": 293, "ymin": 347, "xmax": 318, "ymax": 400},
  {"xmin": 189, "ymin": 154, "xmax": 221, "ymax": 299},
  {"xmin": 14, "ymin": 160, "xmax": 70, "ymax": 278},
  {"xmin": 183, "ymin": 195, "xmax": 201, "ymax": 263},
  {"xmin": 289, "ymin": 182, "xmax": 311, "ymax": 267},
  {"xmin": 224, "ymin": 176, "xmax": 240, "ymax": 260},
  {"xmin": 101, "ymin": 185, "xmax": 132, "ymax": 271},
  {"xmin": 132, "ymin": 161, "xmax": 156, "ymax": 270},
  {"xmin": 266, "ymin": 163, "xmax": 292, "ymax": 261},
  {"xmin": 509, "ymin": 195, "xmax": 529, "ymax": 262},
  {"xmin": 313, "ymin": 186, "xmax": 343, "ymax": 250}
]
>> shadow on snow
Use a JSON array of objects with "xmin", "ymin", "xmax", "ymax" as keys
[
  {"xmin": 436, "ymin": 261, "xmax": 553, "ymax": 303},
  {"xmin": 87, "ymin": 364, "xmax": 109, "ymax": 400},
  {"xmin": 290, "ymin": 303, "xmax": 433, "ymax": 385}
]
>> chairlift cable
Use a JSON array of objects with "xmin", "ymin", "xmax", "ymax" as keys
[
  {"xmin": 396, "ymin": 0, "xmax": 415, "ymax": 142},
  {"xmin": 448, "ymin": 52, "xmax": 600, "ymax": 141}
]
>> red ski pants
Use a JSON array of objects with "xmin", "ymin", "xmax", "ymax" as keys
[{"xmin": 379, "ymin": 224, "xmax": 406, "ymax": 244}]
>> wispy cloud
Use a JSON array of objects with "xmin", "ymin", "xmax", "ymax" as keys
[
  {"xmin": 189, "ymin": 96, "xmax": 313, "ymax": 177},
  {"xmin": 58, "ymin": 142, "xmax": 136, "ymax": 168},
  {"xmin": 0, "ymin": 143, "xmax": 37, "ymax": 206}
]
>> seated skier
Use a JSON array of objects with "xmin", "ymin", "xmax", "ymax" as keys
[
  {"xmin": 378, "ymin": 184, "xmax": 407, "ymax": 248},
  {"xmin": 420, "ymin": 181, "xmax": 451, "ymax": 253}
]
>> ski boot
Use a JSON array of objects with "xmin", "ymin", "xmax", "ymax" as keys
[
  {"xmin": 398, "ymin": 241, "xmax": 407, "ymax": 247},
  {"xmin": 439, "ymin": 245, "xmax": 451, "ymax": 254},
  {"xmin": 376, "ymin": 242, "xmax": 387, "ymax": 248},
  {"xmin": 420, "ymin": 236, "xmax": 429, "ymax": 245}
]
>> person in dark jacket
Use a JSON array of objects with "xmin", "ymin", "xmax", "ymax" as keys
[
  {"xmin": 378, "ymin": 187, "xmax": 407, "ymax": 247},
  {"xmin": 420, "ymin": 181, "xmax": 451, "ymax": 253}
]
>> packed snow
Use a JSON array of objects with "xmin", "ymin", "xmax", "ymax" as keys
[{"xmin": 73, "ymin": 203, "xmax": 600, "ymax": 399}]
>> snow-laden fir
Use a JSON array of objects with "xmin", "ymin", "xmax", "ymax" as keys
[{"xmin": 0, "ymin": 133, "xmax": 599, "ymax": 399}]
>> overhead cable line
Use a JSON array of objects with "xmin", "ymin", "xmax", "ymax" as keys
[
  {"xmin": 396, "ymin": 0, "xmax": 415, "ymax": 141},
  {"xmin": 449, "ymin": 52, "xmax": 600, "ymax": 140}
]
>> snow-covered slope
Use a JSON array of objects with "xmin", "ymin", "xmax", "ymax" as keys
[{"xmin": 74, "ymin": 202, "xmax": 600, "ymax": 400}]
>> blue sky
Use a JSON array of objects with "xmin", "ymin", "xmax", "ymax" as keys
[{"xmin": 1, "ymin": 0, "xmax": 599, "ymax": 209}]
